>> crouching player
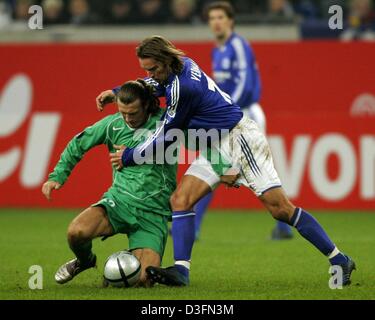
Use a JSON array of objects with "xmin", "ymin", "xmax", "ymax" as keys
[{"xmin": 42, "ymin": 80, "xmax": 177, "ymax": 287}]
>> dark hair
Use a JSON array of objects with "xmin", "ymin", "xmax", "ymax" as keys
[
  {"xmin": 116, "ymin": 79, "xmax": 160, "ymax": 116},
  {"xmin": 136, "ymin": 35, "xmax": 185, "ymax": 74},
  {"xmin": 204, "ymin": 1, "xmax": 235, "ymax": 21}
]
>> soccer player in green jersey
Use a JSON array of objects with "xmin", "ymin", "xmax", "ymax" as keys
[{"xmin": 42, "ymin": 79, "xmax": 177, "ymax": 287}]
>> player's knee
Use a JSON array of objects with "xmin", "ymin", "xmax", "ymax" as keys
[
  {"xmin": 270, "ymin": 208, "xmax": 290, "ymax": 222},
  {"xmin": 170, "ymin": 191, "xmax": 193, "ymax": 211},
  {"xmin": 267, "ymin": 201, "xmax": 295, "ymax": 223},
  {"xmin": 67, "ymin": 222, "xmax": 90, "ymax": 244},
  {"xmin": 261, "ymin": 190, "xmax": 295, "ymax": 223}
]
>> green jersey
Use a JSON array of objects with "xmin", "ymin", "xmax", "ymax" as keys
[{"xmin": 48, "ymin": 109, "xmax": 177, "ymax": 216}]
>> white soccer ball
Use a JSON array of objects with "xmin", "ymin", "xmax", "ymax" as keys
[{"xmin": 103, "ymin": 250, "xmax": 141, "ymax": 287}]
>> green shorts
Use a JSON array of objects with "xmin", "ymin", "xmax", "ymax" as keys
[{"xmin": 92, "ymin": 190, "xmax": 169, "ymax": 258}]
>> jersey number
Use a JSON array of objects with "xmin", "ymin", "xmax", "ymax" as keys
[{"xmin": 204, "ymin": 73, "xmax": 232, "ymax": 104}]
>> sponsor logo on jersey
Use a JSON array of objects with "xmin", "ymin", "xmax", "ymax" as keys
[{"xmin": 113, "ymin": 126, "xmax": 124, "ymax": 131}]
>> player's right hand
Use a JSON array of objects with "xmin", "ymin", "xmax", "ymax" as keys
[
  {"xmin": 110, "ymin": 144, "xmax": 126, "ymax": 171},
  {"xmin": 42, "ymin": 181, "xmax": 62, "ymax": 200},
  {"xmin": 96, "ymin": 90, "xmax": 115, "ymax": 111}
]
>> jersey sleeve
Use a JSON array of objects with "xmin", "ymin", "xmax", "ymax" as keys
[
  {"xmin": 48, "ymin": 117, "xmax": 110, "ymax": 185},
  {"xmin": 112, "ymin": 77, "xmax": 166, "ymax": 97},
  {"xmin": 122, "ymin": 78, "xmax": 193, "ymax": 166},
  {"xmin": 230, "ymin": 38, "xmax": 255, "ymax": 106}
]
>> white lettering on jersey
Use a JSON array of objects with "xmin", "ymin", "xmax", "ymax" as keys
[
  {"xmin": 190, "ymin": 60, "xmax": 201, "ymax": 82},
  {"xmin": 204, "ymin": 72, "xmax": 232, "ymax": 104}
]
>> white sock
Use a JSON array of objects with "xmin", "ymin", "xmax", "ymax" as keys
[
  {"xmin": 175, "ymin": 260, "xmax": 191, "ymax": 270},
  {"xmin": 328, "ymin": 247, "xmax": 340, "ymax": 259}
]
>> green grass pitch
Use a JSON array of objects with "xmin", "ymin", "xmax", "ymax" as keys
[{"xmin": 0, "ymin": 208, "xmax": 374, "ymax": 300}]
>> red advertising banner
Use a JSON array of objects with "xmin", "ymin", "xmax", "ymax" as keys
[{"xmin": 0, "ymin": 42, "xmax": 374, "ymax": 209}]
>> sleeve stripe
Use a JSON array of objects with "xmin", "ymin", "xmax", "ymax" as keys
[
  {"xmin": 137, "ymin": 76, "xmax": 180, "ymax": 154},
  {"xmin": 231, "ymin": 37, "xmax": 248, "ymax": 103},
  {"xmin": 137, "ymin": 76, "xmax": 180, "ymax": 152},
  {"xmin": 171, "ymin": 78, "xmax": 176, "ymax": 107},
  {"xmin": 170, "ymin": 76, "xmax": 180, "ymax": 112},
  {"xmin": 138, "ymin": 119, "xmax": 167, "ymax": 153},
  {"xmin": 232, "ymin": 70, "xmax": 246, "ymax": 104},
  {"xmin": 231, "ymin": 37, "xmax": 247, "ymax": 69},
  {"xmin": 175, "ymin": 77, "xmax": 180, "ymax": 109}
]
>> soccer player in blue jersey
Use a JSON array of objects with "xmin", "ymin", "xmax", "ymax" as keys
[
  {"xmin": 193, "ymin": 1, "xmax": 293, "ymax": 241},
  {"xmin": 96, "ymin": 36, "xmax": 355, "ymax": 287}
]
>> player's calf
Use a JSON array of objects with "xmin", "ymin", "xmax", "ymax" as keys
[
  {"xmin": 260, "ymin": 187, "xmax": 356, "ymax": 285},
  {"xmin": 67, "ymin": 224, "xmax": 96, "ymax": 268},
  {"xmin": 67, "ymin": 223, "xmax": 92, "ymax": 246},
  {"xmin": 260, "ymin": 192, "xmax": 295, "ymax": 223},
  {"xmin": 66, "ymin": 207, "xmax": 113, "ymax": 268}
]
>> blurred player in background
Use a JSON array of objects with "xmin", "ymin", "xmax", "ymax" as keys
[
  {"xmin": 42, "ymin": 80, "xmax": 177, "ymax": 287},
  {"xmin": 192, "ymin": 1, "xmax": 293, "ymax": 241}
]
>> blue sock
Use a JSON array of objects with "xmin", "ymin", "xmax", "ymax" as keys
[
  {"xmin": 329, "ymin": 252, "xmax": 348, "ymax": 265},
  {"xmin": 194, "ymin": 192, "xmax": 214, "ymax": 239},
  {"xmin": 276, "ymin": 220, "xmax": 292, "ymax": 234},
  {"xmin": 171, "ymin": 210, "xmax": 196, "ymax": 275},
  {"xmin": 290, "ymin": 208, "xmax": 347, "ymax": 264},
  {"xmin": 174, "ymin": 264, "xmax": 190, "ymax": 278}
]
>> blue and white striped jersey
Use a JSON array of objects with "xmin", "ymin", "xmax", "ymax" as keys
[
  {"xmin": 212, "ymin": 32, "xmax": 261, "ymax": 108},
  {"xmin": 113, "ymin": 57, "xmax": 243, "ymax": 166}
]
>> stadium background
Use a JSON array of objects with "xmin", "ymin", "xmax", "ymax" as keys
[
  {"xmin": 1, "ymin": 0, "xmax": 374, "ymax": 210},
  {"xmin": 1, "ymin": 0, "xmax": 375, "ymax": 301}
]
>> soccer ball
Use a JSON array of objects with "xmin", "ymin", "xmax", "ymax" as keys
[{"xmin": 103, "ymin": 250, "xmax": 141, "ymax": 287}]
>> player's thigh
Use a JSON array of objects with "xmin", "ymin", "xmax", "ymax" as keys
[
  {"xmin": 68, "ymin": 206, "xmax": 114, "ymax": 240},
  {"xmin": 185, "ymin": 155, "xmax": 221, "ymax": 188},
  {"xmin": 171, "ymin": 175, "xmax": 213, "ymax": 211},
  {"xmin": 132, "ymin": 248, "xmax": 160, "ymax": 287},
  {"xmin": 172, "ymin": 156, "xmax": 219, "ymax": 210},
  {"xmin": 230, "ymin": 117, "xmax": 282, "ymax": 197}
]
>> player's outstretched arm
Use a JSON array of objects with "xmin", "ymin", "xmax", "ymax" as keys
[
  {"xmin": 46, "ymin": 116, "xmax": 111, "ymax": 191},
  {"xmin": 42, "ymin": 181, "xmax": 62, "ymax": 200},
  {"xmin": 96, "ymin": 90, "xmax": 115, "ymax": 111}
]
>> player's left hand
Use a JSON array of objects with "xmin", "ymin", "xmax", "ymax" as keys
[
  {"xmin": 42, "ymin": 180, "xmax": 62, "ymax": 200},
  {"xmin": 110, "ymin": 145, "xmax": 126, "ymax": 171}
]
